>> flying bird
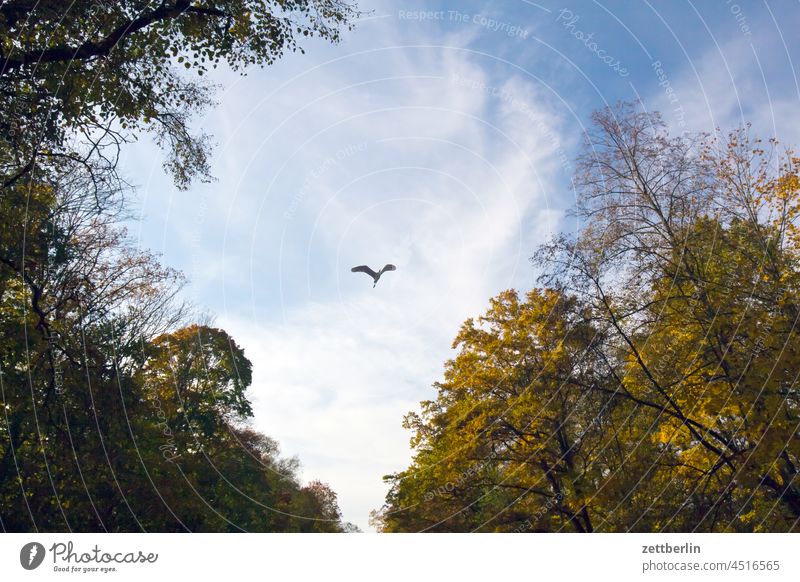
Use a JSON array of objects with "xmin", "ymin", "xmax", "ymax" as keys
[{"xmin": 351, "ymin": 264, "xmax": 396, "ymax": 288}]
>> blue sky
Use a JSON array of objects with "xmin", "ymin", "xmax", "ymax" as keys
[{"xmin": 119, "ymin": 0, "xmax": 800, "ymax": 530}]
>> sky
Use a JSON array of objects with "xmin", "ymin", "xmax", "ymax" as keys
[{"xmin": 119, "ymin": 0, "xmax": 800, "ymax": 531}]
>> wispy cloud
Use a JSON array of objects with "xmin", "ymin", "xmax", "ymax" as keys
[
  {"xmin": 647, "ymin": 26, "xmax": 800, "ymax": 143},
  {"xmin": 192, "ymin": 20, "xmax": 571, "ymax": 528}
]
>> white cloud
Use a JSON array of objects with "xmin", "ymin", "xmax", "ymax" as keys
[
  {"xmin": 123, "ymin": 10, "xmax": 572, "ymax": 531},
  {"xmin": 207, "ymin": 43, "xmax": 569, "ymax": 529}
]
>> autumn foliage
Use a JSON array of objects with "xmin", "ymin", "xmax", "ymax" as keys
[{"xmin": 375, "ymin": 105, "xmax": 800, "ymax": 532}]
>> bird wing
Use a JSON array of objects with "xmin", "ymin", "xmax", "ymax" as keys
[
  {"xmin": 379, "ymin": 264, "xmax": 397, "ymax": 275},
  {"xmin": 351, "ymin": 265, "xmax": 378, "ymax": 278}
]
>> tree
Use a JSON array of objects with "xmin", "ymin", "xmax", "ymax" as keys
[
  {"xmin": 141, "ymin": 325, "xmax": 253, "ymax": 442},
  {"xmin": 377, "ymin": 104, "xmax": 800, "ymax": 532},
  {"xmin": 538, "ymin": 105, "xmax": 800, "ymax": 529},
  {"xmin": 0, "ymin": 156, "xmax": 351, "ymax": 534},
  {"xmin": 0, "ymin": 0, "xmax": 359, "ymax": 190},
  {"xmin": 376, "ymin": 289, "xmax": 615, "ymax": 532}
]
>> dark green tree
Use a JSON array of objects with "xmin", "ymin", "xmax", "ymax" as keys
[{"xmin": 1, "ymin": 0, "xmax": 358, "ymax": 189}]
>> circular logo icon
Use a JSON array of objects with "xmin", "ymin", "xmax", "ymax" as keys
[{"xmin": 20, "ymin": 542, "xmax": 46, "ymax": 570}]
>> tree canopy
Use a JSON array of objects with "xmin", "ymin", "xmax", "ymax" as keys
[
  {"xmin": 1, "ymin": 0, "xmax": 359, "ymax": 189},
  {"xmin": 0, "ymin": 163, "xmax": 357, "ymax": 531},
  {"xmin": 1, "ymin": 0, "xmax": 358, "ymax": 532},
  {"xmin": 374, "ymin": 104, "xmax": 800, "ymax": 532}
]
